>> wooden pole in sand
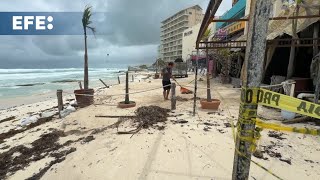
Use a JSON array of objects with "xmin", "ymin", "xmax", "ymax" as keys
[
  {"xmin": 132, "ymin": 75, "xmax": 134, "ymax": 82},
  {"xmin": 193, "ymin": 49, "xmax": 199, "ymax": 116},
  {"xmin": 125, "ymin": 71, "xmax": 130, "ymax": 104},
  {"xmin": 118, "ymin": 76, "xmax": 121, "ymax": 84},
  {"xmin": 57, "ymin": 89, "xmax": 63, "ymax": 119},
  {"xmin": 171, "ymin": 83, "xmax": 176, "ymax": 110},
  {"xmin": 78, "ymin": 81, "xmax": 83, "ymax": 89},
  {"xmin": 232, "ymin": 0, "xmax": 271, "ymax": 179}
]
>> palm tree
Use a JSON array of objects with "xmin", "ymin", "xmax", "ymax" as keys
[
  {"xmin": 82, "ymin": 5, "xmax": 96, "ymax": 90},
  {"xmin": 201, "ymin": 29, "xmax": 213, "ymax": 102}
]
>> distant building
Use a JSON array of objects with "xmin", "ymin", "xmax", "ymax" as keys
[
  {"xmin": 182, "ymin": 23, "xmax": 201, "ymax": 61},
  {"xmin": 160, "ymin": 5, "xmax": 204, "ymax": 62},
  {"xmin": 182, "ymin": 21, "xmax": 216, "ymax": 62}
]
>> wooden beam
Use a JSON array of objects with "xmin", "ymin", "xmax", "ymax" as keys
[
  {"xmin": 196, "ymin": 0, "xmax": 223, "ymax": 48},
  {"xmin": 211, "ymin": 15, "xmax": 320, "ymax": 23}
]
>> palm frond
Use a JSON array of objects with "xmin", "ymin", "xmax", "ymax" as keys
[
  {"xmin": 82, "ymin": 5, "xmax": 94, "ymax": 28},
  {"xmin": 87, "ymin": 26, "xmax": 96, "ymax": 34}
]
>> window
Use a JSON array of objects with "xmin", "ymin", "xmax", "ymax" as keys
[
  {"xmin": 184, "ymin": 30, "xmax": 193, "ymax": 37},
  {"xmin": 189, "ymin": 12, "xmax": 192, "ymax": 15}
]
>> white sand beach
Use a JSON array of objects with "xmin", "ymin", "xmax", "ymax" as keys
[{"xmin": 1, "ymin": 73, "xmax": 320, "ymax": 180}]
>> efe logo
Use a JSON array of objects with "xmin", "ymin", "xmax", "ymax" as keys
[{"xmin": 13, "ymin": 16, "xmax": 53, "ymax": 30}]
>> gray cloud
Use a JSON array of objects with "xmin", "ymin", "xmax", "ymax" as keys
[{"xmin": 0, "ymin": 0, "xmax": 230, "ymax": 69}]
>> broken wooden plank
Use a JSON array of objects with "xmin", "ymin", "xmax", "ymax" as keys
[
  {"xmin": 99, "ymin": 79, "xmax": 110, "ymax": 88},
  {"xmin": 0, "ymin": 116, "xmax": 16, "ymax": 123},
  {"xmin": 95, "ymin": 115, "xmax": 136, "ymax": 118},
  {"xmin": 282, "ymin": 116, "xmax": 311, "ymax": 124}
]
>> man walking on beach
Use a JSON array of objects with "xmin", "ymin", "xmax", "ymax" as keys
[{"xmin": 161, "ymin": 62, "xmax": 174, "ymax": 100}]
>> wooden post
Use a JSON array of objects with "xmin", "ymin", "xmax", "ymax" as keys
[
  {"xmin": 206, "ymin": 48, "xmax": 212, "ymax": 102},
  {"xmin": 78, "ymin": 81, "xmax": 83, "ymax": 89},
  {"xmin": 315, "ymin": 62, "xmax": 320, "ymax": 104},
  {"xmin": 313, "ymin": 21, "xmax": 320, "ymax": 104},
  {"xmin": 290, "ymin": 83, "xmax": 296, "ymax": 97},
  {"xmin": 232, "ymin": 0, "xmax": 272, "ymax": 180},
  {"xmin": 56, "ymin": 89, "xmax": 63, "ymax": 119},
  {"xmin": 193, "ymin": 49, "xmax": 199, "ymax": 116},
  {"xmin": 132, "ymin": 75, "xmax": 134, "ymax": 82},
  {"xmin": 171, "ymin": 83, "xmax": 176, "ymax": 110},
  {"xmin": 99, "ymin": 79, "xmax": 109, "ymax": 88},
  {"xmin": 313, "ymin": 21, "xmax": 319, "ymax": 57},
  {"xmin": 125, "ymin": 72, "xmax": 129, "ymax": 104},
  {"xmin": 287, "ymin": 6, "xmax": 299, "ymax": 79},
  {"xmin": 118, "ymin": 76, "xmax": 121, "ymax": 84}
]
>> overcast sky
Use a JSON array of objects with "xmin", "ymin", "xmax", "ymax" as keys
[{"xmin": 0, "ymin": 0, "xmax": 231, "ymax": 69}]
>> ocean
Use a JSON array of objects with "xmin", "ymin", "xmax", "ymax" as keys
[{"xmin": 0, "ymin": 68, "xmax": 126, "ymax": 99}]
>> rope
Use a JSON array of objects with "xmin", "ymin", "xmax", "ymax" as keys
[{"xmin": 63, "ymin": 84, "xmax": 173, "ymax": 97}]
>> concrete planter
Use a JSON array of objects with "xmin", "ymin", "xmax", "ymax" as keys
[
  {"xmin": 200, "ymin": 99, "xmax": 221, "ymax": 110},
  {"xmin": 74, "ymin": 89, "xmax": 94, "ymax": 108},
  {"xmin": 118, "ymin": 101, "xmax": 136, "ymax": 109},
  {"xmin": 154, "ymin": 73, "xmax": 160, "ymax": 79}
]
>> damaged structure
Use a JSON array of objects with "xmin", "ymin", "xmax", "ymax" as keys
[{"xmin": 197, "ymin": 0, "xmax": 320, "ymax": 99}]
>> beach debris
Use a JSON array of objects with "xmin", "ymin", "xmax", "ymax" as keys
[
  {"xmin": 224, "ymin": 123, "xmax": 232, "ymax": 128},
  {"xmin": 190, "ymin": 97, "xmax": 201, "ymax": 101},
  {"xmin": 262, "ymin": 143, "xmax": 282, "ymax": 158},
  {"xmin": 60, "ymin": 105, "xmax": 76, "ymax": 118},
  {"xmin": 204, "ymin": 122, "xmax": 220, "ymax": 126},
  {"xmin": 20, "ymin": 115, "xmax": 40, "ymax": 126},
  {"xmin": 176, "ymin": 96, "xmax": 189, "ymax": 101},
  {"xmin": 41, "ymin": 111, "xmax": 57, "ymax": 118},
  {"xmin": 280, "ymin": 158, "xmax": 292, "ymax": 165},
  {"xmin": 69, "ymin": 100, "xmax": 78, "ymax": 107},
  {"xmin": 117, "ymin": 106, "xmax": 170, "ymax": 137},
  {"xmin": 203, "ymin": 126, "xmax": 211, "ymax": 131},
  {"xmin": 0, "ymin": 116, "xmax": 16, "ymax": 123},
  {"xmin": 0, "ymin": 116, "xmax": 16, "ymax": 124},
  {"xmin": 217, "ymin": 129, "xmax": 226, "ymax": 134},
  {"xmin": 253, "ymin": 149, "xmax": 268, "ymax": 160},
  {"xmin": 268, "ymin": 131, "xmax": 286, "ymax": 140},
  {"xmin": 0, "ymin": 116, "xmax": 54, "ymax": 144},
  {"xmin": 95, "ymin": 115, "xmax": 136, "ymax": 118},
  {"xmin": 82, "ymin": 136, "xmax": 95, "ymax": 143},
  {"xmin": 0, "ymin": 130, "xmax": 81, "ymax": 180},
  {"xmin": 305, "ymin": 159, "xmax": 315, "ymax": 163},
  {"xmin": 172, "ymin": 119, "xmax": 188, "ymax": 124}
]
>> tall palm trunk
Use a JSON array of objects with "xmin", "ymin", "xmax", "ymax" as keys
[{"xmin": 84, "ymin": 29, "xmax": 89, "ymax": 90}]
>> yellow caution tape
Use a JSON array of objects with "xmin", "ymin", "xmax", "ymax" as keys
[
  {"xmin": 242, "ymin": 88, "xmax": 320, "ymax": 119},
  {"xmin": 256, "ymin": 118, "xmax": 320, "ymax": 136}
]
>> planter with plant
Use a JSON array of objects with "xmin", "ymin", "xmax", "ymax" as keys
[
  {"xmin": 118, "ymin": 71, "xmax": 136, "ymax": 108},
  {"xmin": 199, "ymin": 29, "xmax": 221, "ymax": 110},
  {"xmin": 74, "ymin": 5, "xmax": 95, "ymax": 108}
]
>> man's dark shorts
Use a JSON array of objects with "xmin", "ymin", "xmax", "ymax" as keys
[{"xmin": 162, "ymin": 81, "xmax": 171, "ymax": 91}]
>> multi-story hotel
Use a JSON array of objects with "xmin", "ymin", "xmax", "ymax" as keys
[{"xmin": 160, "ymin": 5, "xmax": 204, "ymax": 62}]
